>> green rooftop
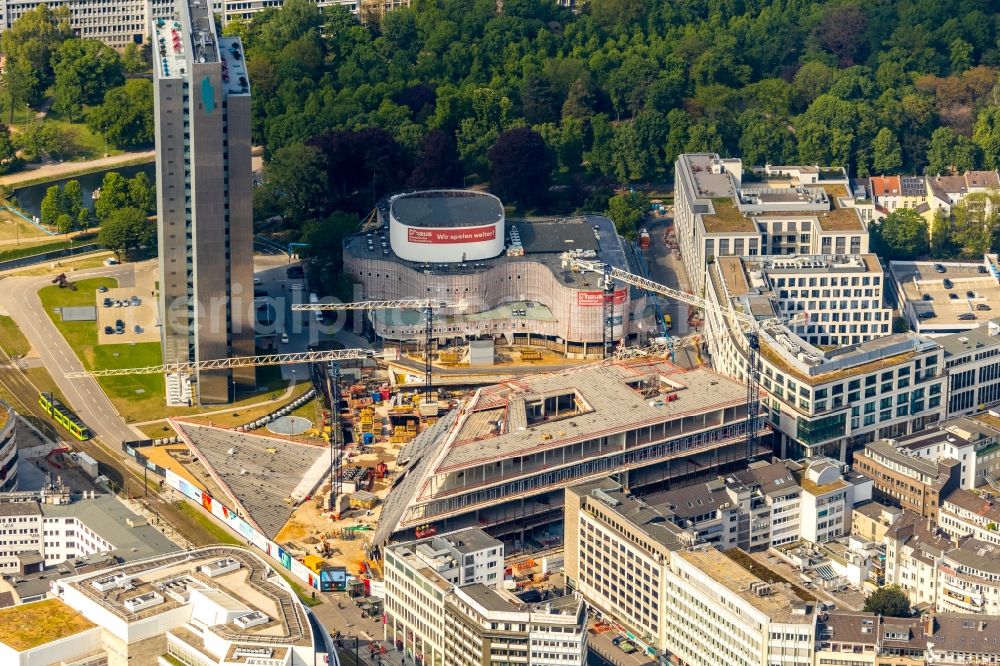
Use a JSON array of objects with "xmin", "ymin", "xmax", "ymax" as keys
[
  {"xmin": 703, "ymin": 196, "xmax": 755, "ymax": 233},
  {"xmin": 0, "ymin": 598, "xmax": 95, "ymax": 652}
]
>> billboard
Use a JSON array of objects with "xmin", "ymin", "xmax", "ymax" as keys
[
  {"xmin": 577, "ymin": 289, "xmax": 627, "ymax": 307},
  {"xmin": 406, "ymin": 225, "xmax": 497, "ymax": 244}
]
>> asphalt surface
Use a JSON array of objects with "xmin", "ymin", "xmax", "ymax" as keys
[
  {"xmin": 0, "ymin": 263, "xmax": 226, "ymax": 547},
  {"xmin": 641, "ymin": 214, "xmax": 700, "ymax": 369}
]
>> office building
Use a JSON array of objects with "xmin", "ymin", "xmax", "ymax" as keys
[
  {"xmin": 0, "ymin": 0, "xmax": 148, "ymax": 47},
  {"xmin": 940, "ymin": 320, "xmax": 1000, "ymax": 415},
  {"xmin": 344, "ymin": 191, "xmax": 653, "ymax": 355},
  {"xmin": 372, "ymin": 359, "xmax": 768, "ymax": 549},
  {"xmin": 153, "ymin": 0, "xmax": 255, "ymax": 404},
  {"xmin": 0, "ymin": 487, "xmax": 177, "ymax": 574},
  {"xmin": 673, "ymin": 155, "xmax": 871, "ymax": 295},
  {"xmin": 0, "ymin": 403, "xmax": 16, "ymax": 492},
  {"xmin": 851, "ymin": 501, "xmax": 902, "ymax": 543},
  {"xmin": 383, "ymin": 528, "xmax": 586, "ymax": 666},
  {"xmin": 853, "ymin": 440, "xmax": 962, "ymax": 521},
  {"xmin": 703, "ymin": 245, "xmax": 945, "ymax": 462}
]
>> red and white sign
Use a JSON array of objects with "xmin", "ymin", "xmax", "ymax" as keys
[
  {"xmin": 577, "ymin": 289, "xmax": 627, "ymax": 307},
  {"xmin": 407, "ymin": 225, "xmax": 497, "ymax": 244}
]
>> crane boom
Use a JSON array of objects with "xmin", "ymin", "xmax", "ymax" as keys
[
  {"xmin": 570, "ymin": 259, "xmax": 754, "ymax": 327},
  {"xmin": 291, "ymin": 299, "xmax": 461, "ymax": 312},
  {"xmin": 63, "ymin": 349, "xmax": 385, "ymax": 378}
]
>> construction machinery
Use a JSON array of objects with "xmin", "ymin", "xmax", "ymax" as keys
[
  {"xmin": 62, "ymin": 348, "xmax": 390, "ymax": 378},
  {"xmin": 292, "ymin": 299, "xmax": 467, "ymax": 401},
  {"xmin": 565, "ymin": 256, "xmax": 803, "ymax": 463}
]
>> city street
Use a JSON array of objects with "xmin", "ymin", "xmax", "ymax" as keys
[{"xmin": 0, "ymin": 264, "xmax": 146, "ymax": 444}]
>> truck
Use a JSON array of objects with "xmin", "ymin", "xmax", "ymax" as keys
[
  {"xmin": 663, "ymin": 314, "xmax": 672, "ymax": 330},
  {"xmin": 639, "ymin": 228, "xmax": 651, "ymax": 249},
  {"xmin": 308, "ymin": 293, "xmax": 323, "ymax": 324}
]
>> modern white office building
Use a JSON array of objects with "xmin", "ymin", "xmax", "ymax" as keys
[
  {"xmin": 940, "ymin": 319, "xmax": 1000, "ymax": 416},
  {"xmin": 383, "ymin": 528, "xmax": 585, "ymax": 666},
  {"xmin": 0, "ymin": 546, "xmax": 323, "ymax": 666},
  {"xmin": 153, "ymin": 0, "xmax": 255, "ymax": 404}
]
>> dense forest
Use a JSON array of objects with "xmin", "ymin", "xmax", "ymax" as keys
[{"xmin": 233, "ymin": 0, "xmax": 1000, "ymax": 210}]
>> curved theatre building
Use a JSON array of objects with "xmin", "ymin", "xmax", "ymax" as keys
[{"xmin": 344, "ymin": 190, "xmax": 653, "ymax": 355}]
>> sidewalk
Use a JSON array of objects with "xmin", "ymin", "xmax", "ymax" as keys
[{"xmin": 0, "ymin": 151, "xmax": 155, "ymax": 187}]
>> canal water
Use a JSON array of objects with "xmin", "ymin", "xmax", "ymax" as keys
[{"xmin": 12, "ymin": 162, "xmax": 155, "ymax": 218}]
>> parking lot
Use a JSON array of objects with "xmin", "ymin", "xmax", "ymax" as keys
[
  {"xmin": 890, "ymin": 260, "xmax": 999, "ymax": 334},
  {"xmin": 96, "ymin": 284, "xmax": 159, "ymax": 344}
]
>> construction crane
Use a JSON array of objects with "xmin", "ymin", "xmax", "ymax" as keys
[
  {"xmin": 62, "ymin": 348, "xmax": 389, "ymax": 378},
  {"xmin": 292, "ymin": 299, "xmax": 465, "ymax": 401},
  {"xmin": 566, "ymin": 256, "xmax": 794, "ymax": 462}
]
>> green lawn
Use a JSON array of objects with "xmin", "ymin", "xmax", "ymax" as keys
[
  {"xmin": 37, "ymin": 277, "xmax": 118, "ymax": 353},
  {"xmin": 0, "ymin": 208, "xmax": 49, "ymax": 242},
  {"xmin": 0, "ymin": 315, "xmax": 31, "ymax": 357},
  {"xmin": 10, "ymin": 116, "xmax": 123, "ymax": 162}
]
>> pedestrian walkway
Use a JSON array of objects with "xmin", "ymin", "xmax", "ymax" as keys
[{"xmin": 0, "ymin": 151, "xmax": 155, "ymax": 186}]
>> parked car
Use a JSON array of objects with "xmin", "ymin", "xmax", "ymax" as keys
[
  {"xmin": 949, "ymin": 293, "xmax": 959, "ymax": 300},
  {"xmin": 934, "ymin": 263, "xmax": 946, "ymax": 273},
  {"xmin": 97, "ymin": 285, "xmax": 108, "ymax": 293},
  {"xmin": 253, "ymin": 277, "xmax": 263, "ymax": 286},
  {"xmin": 280, "ymin": 332, "xmax": 289, "ymax": 344},
  {"xmin": 944, "ymin": 278, "xmax": 954, "ymax": 289},
  {"xmin": 102, "ymin": 298, "xmax": 113, "ymax": 308},
  {"xmin": 114, "ymin": 319, "xmax": 125, "ymax": 334},
  {"xmin": 977, "ymin": 303, "xmax": 992, "ymax": 311},
  {"xmin": 104, "ymin": 326, "xmax": 114, "ymax": 335},
  {"xmin": 130, "ymin": 296, "xmax": 141, "ymax": 306},
  {"xmin": 966, "ymin": 290, "xmax": 975, "ymax": 298},
  {"xmin": 958, "ymin": 313, "xmax": 977, "ymax": 321},
  {"xmin": 921, "ymin": 293, "xmax": 932, "ymax": 301},
  {"xmin": 133, "ymin": 324, "xmax": 142, "ymax": 334},
  {"xmin": 918, "ymin": 311, "xmax": 936, "ymax": 319}
]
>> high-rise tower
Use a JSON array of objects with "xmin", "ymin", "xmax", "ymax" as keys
[{"xmin": 152, "ymin": 0, "xmax": 255, "ymax": 404}]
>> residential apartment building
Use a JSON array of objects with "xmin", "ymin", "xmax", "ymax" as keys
[
  {"xmin": 636, "ymin": 458, "xmax": 868, "ymax": 552},
  {"xmin": 153, "ymin": 0, "xmax": 255, "ymax": 404},
  {"xmin": 938, "ymin": 487, "xmax": 1000, "ymax": 546},
  {"xmin": 814, "ymin": 612, "xmax": 925, "ymax": 666},
  {"xmin": 853, "ymin": 440, "xmax": 961, "ymax": 520},
  {"xmin": 926, "ymin": 170, "xmax": 1000, "ymax": 216},
  {"xmin": 875, "ymin": 416, "xmax": 1000, "ymax": 490},
  {"xmin": 383, "ymin": 528, "xmax": 585, "ymax": 666},
  {"xmin": 0, "ymin": 488, "xmax": 177, "ymax": 573},
  {"xmin": 885, "ymin": 510, "xmax": 1000, "ymax": 617},
  {"xmin": 870, "ymin": 175, "xmax": 929, "ymax": 213},
  {"xmin": 673, "ymin": 154, "xmax": 870, "ymax": 294},
  {"xmin": 372, "ymin": 360, "xmax": 768, "ymax": 549}
]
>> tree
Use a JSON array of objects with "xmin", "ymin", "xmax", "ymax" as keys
[
  {"xmin": 87, "ymin": 79, "xmax": 153, "ymax": 148},
  {"xmin": 52, "ymin": 39, "xmax": 124, "ymax": 119},
  {"xmin": 457, "ymin": 88, "xmax": 518, "ymax": 176},
  {"xmin": 488, "ymin": 128, "xmax": 554, "ymax": 208},
  {"xmin": 97, "ymin": 207, "xmax": 153, "ymax": 261},
  {"xmin": 606, "ymin": 191, "xmax": 649, "ymax": 240},
  {"xmin": 862, "ymin": 585, "xmax": 912, "ymax": 618},
  {"xmin": 930, "ymin": 209, "xmax": 959, "ymax": 258},
  {"xmin": 62, "ymin": 179, "xmax": 83, "ymax": 221},
  {"xmin": 261, "ymin": 142, "xmax": 329, "ymax": 221},
  {"xmin": 738, "ymin": 109, "xmax": 793, "ymax": 167},
  {"xmin": 926, "ymin": 127, "xmax": 980, "ymax": 175},
  {"xmin": 93, "ymin": 172, "xmax": 130, "ymax": 223},
  {"xmin": 561, "ymin": 79, "xmax": 594, "ymax": 121},
  {"xmin": 127, "ymin": 172, "xmax": 155, "ymax": 214},
  {"xmin": 872, "ymin": 209, "xmax": 929, "ymax": 260},
  {"xmin": 120, "ymin": 43, "xmax": 148, "ymax": 75},
  {"xmin": 40, "ymin": 185, "xmax": 67, "ymax": 226},
  {"xmin": 0, "ymin": 123, "xmax": 19, "ymax": 174},
  {"xmin": 973, "ymin": 107, "xmax": 1000, "ymax": 170},
  {"xmin": 55, "ymin": 213, "xmax": 74, "ymax": 235},
  {"xmin": 0, "ymin": 57, "xmax": 39, "ymax": 124},
  {"xmin": 871, "ymin": 128, "xmax": 903, "ymax": 174},
  {"xmin": 407, "ymin": 130, "xmax": 464, "ymax": 189},
  {"xmin": 0, "ymin": 4, "xmax": 72, "ymax": 105},
  {"xmin": 300, "ymin": 211, "xmax": 359, "ymax": 295},
  {"xmin": 952, "ymin": 191, "xmax": 1000, "ymax": 257}
]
